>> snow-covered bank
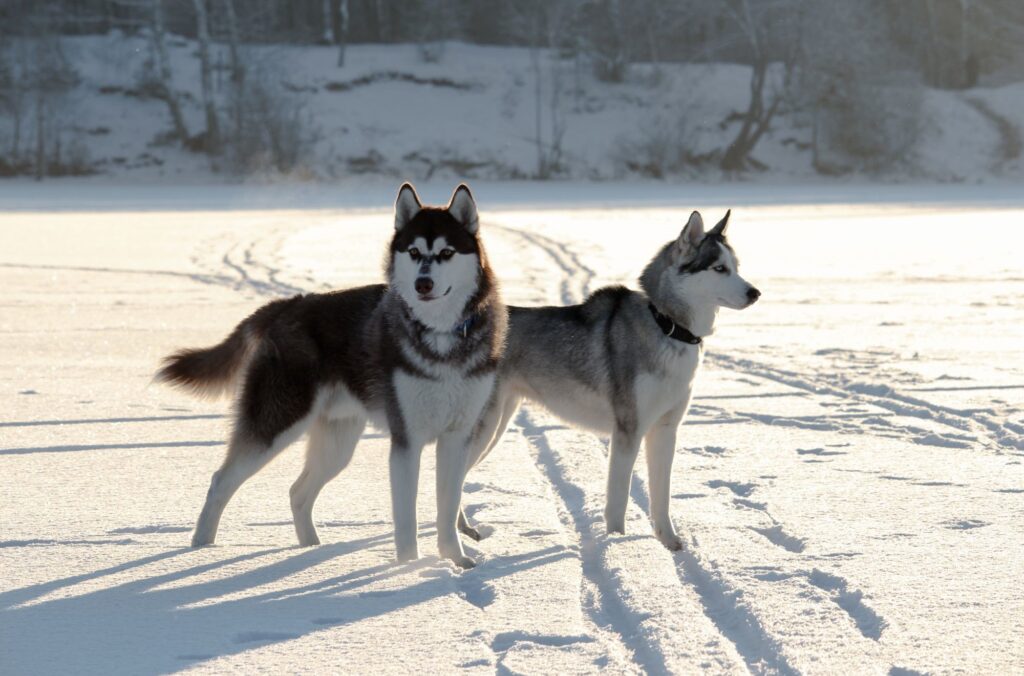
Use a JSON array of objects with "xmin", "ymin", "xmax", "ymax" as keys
[
  {"xmin": 4, "ymin": 34, "xmax": 1024, "ymax": 184},
  {"xmin": 1, "ymin": 186, "xmax": 1022, "ymax": 673}
]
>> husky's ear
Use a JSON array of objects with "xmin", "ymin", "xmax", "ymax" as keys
[
  {"xmin": 394, "ymin": 182, "xmax": 422, "ymax": 231},
  {"xmin": 708, "ymin": 209, "xmax": 731, "ymax": 237},
  {"xmin": 447, "ymin": 184, "xmax": 479, "ymax": 234},
  {"xmin": 676, "ymin": 211, "xmax": 705, "ymax": 258}
]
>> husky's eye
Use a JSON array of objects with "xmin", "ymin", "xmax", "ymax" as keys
[
  {"xmin": 439, "ymin": 248, "xmax": 455, "ymax": 261},
  {"xmin": 408, "ymin": 247, "xmax": 421, "ymax": 261},
  {"xmin": 713, "ymin": 265, "xmax": 728, "ymax": 274}
]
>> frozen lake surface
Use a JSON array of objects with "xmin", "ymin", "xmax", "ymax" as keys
[{"xmin": 1, "ymin": 183, "xmax": 1022, "ymax": 674}]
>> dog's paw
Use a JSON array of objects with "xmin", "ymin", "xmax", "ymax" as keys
[
  {"xmin": 659, "ymin": 534, "xmax": 684, "ymax": 551},
  {"xmin": 443, "ymin": 552, "xmax": 476, "ymax": 569},
  {"xmin": 604, "ymin": 518, "xmax": 626, "ymax": 535},
  {"xmin": 604, "ymin": 508, "xmax": 627, "ymax": 535},
  {"xmin": 459, "ymin": 522, "xmax": 495, "ymax": 541},
  {"xmin": 395, "ymin": 547, "xmax": 421, "ymax": 563}
]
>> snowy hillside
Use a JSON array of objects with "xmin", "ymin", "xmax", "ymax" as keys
[
  {"xmin": 1, "ymin": 183, "xmax": 1022, "ymax": 674},
  {"xmin": 14, "ymin": 34, "xmax": 1024, "ymax": 183}
]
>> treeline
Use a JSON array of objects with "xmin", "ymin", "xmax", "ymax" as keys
[
  {"xmin": 1, "ymin": 1, "xmax": 1023, "ymax": 179},
  {"xmin": 5, "ymin": 0, "xmax": 1023, "ymax": 86}
]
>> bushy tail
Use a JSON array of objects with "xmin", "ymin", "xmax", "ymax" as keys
[
  {"xmin": 155, "ymin": 325, "xmax": 254, "ymax": 399},
  {"xmin": 154, "ymin": 299, "xmax": 292, "ymax": 399}
]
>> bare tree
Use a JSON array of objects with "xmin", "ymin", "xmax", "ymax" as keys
[
  {"xmin": 337, "ymin": 0, "xmax": 349, "ymax": 67},
  {"xmin": 510, "ymin": 1, "xmax": 576, "ymax": 178},
  {"xmin": 0, "ymin": 38, "xmax": 27, "ymax": 172},
  {"xmin": 147, "ymin": 0, "xmax": 189, "ymax": 145},
  {"xmin": 792, "ymin": 0, "xmax": 923, "ymax": 173},
  {"xmin": 321, "ymin": 0, "xmax": 335, "ymax": 43},
  {"xmin": 221, "ymin": 0, "xmax": 245, "ymax": 145},
  {"xmin": 191, "ymin": 0, "xmax": 220, "ymax": 154},
  {"xmin": 718, "ymin": 0, "xmax": 786, "ymax": 172},
  {"xmin": 0, "ymin": 9, "xmax": 81, "ymax": 179},
  {"xmin": 580, "ymin": 0, "xmax": 628, "ymax": 82}
]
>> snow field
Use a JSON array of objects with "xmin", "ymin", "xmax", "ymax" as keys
[{"xmin": 2, "ymin": 184, "xmax": 1023, "ymax": 674}]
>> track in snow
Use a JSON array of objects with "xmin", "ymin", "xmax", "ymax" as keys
[{"xmin": 707, "ymin": 353, "xmax": 1024, "ymax": 454}]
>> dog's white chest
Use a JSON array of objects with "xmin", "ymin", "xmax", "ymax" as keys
[
  {"xmin": 635, "ymin": 345, "xmax": 701, "ymax": 427},
  {"xmin": 394, "ymin": 370, "xmax": 494, "ymax": 443}
]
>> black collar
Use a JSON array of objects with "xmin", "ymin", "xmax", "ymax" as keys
[
  {"xmin": 414, "ymin": 313, "xmax": 475, "ymax": 339},
  {"xmin": 404, "ymin": 304, "xmax": 478, "ymax": 340},
  {"xmin": 648, "ymin": 303, "xmax": 702, "ymax": 345}
]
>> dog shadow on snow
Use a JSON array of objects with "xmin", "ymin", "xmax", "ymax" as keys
[{"xmin": 0, "ymin": 528, "xmax": 571, "ymax": 672}]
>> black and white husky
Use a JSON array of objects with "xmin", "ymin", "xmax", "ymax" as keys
[
  {"xmin": 462, "ymin": 210, "xmax": 759, "ymax": 550},
  {"xmin": 157, "ymin": 183, "xmax": 505, "ymax": 568}
]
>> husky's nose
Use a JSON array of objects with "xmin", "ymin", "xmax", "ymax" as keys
[
  {"xmin": 415, "ymin": 277, "xmax": 434, "ymax": 295},
  {"xmin": 746, "ymin": 287, "xmax": 761, "ymax": 304}
]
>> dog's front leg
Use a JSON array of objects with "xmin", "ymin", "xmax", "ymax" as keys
[
  {"xmin": 644, "ymin": 410, "xmax": 685, "ymax": 550},
  {"xmin": 390, "ymin": 441, "xmax": 424, "ymax": 562},
  {"xmin": 436, "ymin": 431, "xmax": 475, "ymax": 568},
  {"xmin": 605, "ymin": 428, "xmax": 641, "ymax": 534}
]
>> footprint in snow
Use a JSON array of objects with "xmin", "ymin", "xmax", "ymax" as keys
[
  {"xmin": 733, "ymin": 498, "xmax": 767, "ymax": 511},
  {"xmin": 491, "ymin": 631, "xmax": 594, "ymax": 652},
  {"xmin": 889, "ymin": 666, "xmax": 927, "ymax": 676},
  {"xmin": 688, "ymin": 445, "xmax": 728, "ymax": 456},
  {"xmin": 797, "ymin": 447, "xmax": 846, "ymax": 456},
  {"xmin": 108, "ymin": 525, "xmax": 191, "ymax": 534},
  {"xmin": 233, "ymin": 631, "xmax": 298, "ymax": 644},
  {"xmin": 751, "ymin": 525, "xmax": 807, "ymax": 553},
  {"xmin": 943, "ymin": 519, "xmax": 989, "ymax": 530},
  {"xmin": 706, "ymin": 479, "xmax": 756, "ymax": 497},
  {"xmin": 457, "ymin": 578, "xmax": 497, "ymax": 610}
]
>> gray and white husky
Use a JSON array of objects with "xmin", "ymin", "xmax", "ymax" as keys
[
  {"xmin": 157, "ymin": 183, "xmax": 505, "ymax": 568},
  {"xmin": 461, "ymin": 210, "xmax": 759, "ymax": 550}
]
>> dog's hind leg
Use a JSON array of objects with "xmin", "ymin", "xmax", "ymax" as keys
[
  {"xmin": 604, "ymin": 427, "xmax": 641, "ymax": 535},
  {"xmin": 458, "ymin": 394, "xmax": 520, "ymax": 541},
  {"xmin": 290, "ymin": 416, "xmax": 366, "ymax": 546},
  {"xmin": 193, "ymin": 350, "xmax": 320, "ymax": 547},
  {"xmin": 192, "ymin": 434, "xmax": 278, "ymax": 547},
  {"xmin": 471, "ymin": 393, "xmax": 521, "ymax": 469}
]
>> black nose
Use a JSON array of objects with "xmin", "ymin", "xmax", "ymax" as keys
[
  {"xmin": 746, "ymin": 287, "xmax": 761, "ymax": 303},
  {"xmin": 415, "ymin": 278, "xmax": 434, "ymax": 295}
]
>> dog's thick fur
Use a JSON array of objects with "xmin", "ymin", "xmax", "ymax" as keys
[
  {"xmin": 157, "ymin": 183, "xmax": 505, "ymax": 568},
  {"xmin": 461, "ymin": 210, "xmax": 759, "ymax": 549}
]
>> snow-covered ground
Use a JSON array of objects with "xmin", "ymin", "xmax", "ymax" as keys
[
  {"xmin": 1, "ymin": 183, "xmax": 1023, "ymax": 674},
  {"xmin": 15, "ymin": 34, "xmax": 1024, "ymax": 182}
]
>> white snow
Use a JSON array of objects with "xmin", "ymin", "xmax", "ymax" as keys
[{"xmin": 1, "ymin": 183, "xmax": 1023, "ymax": 674}]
